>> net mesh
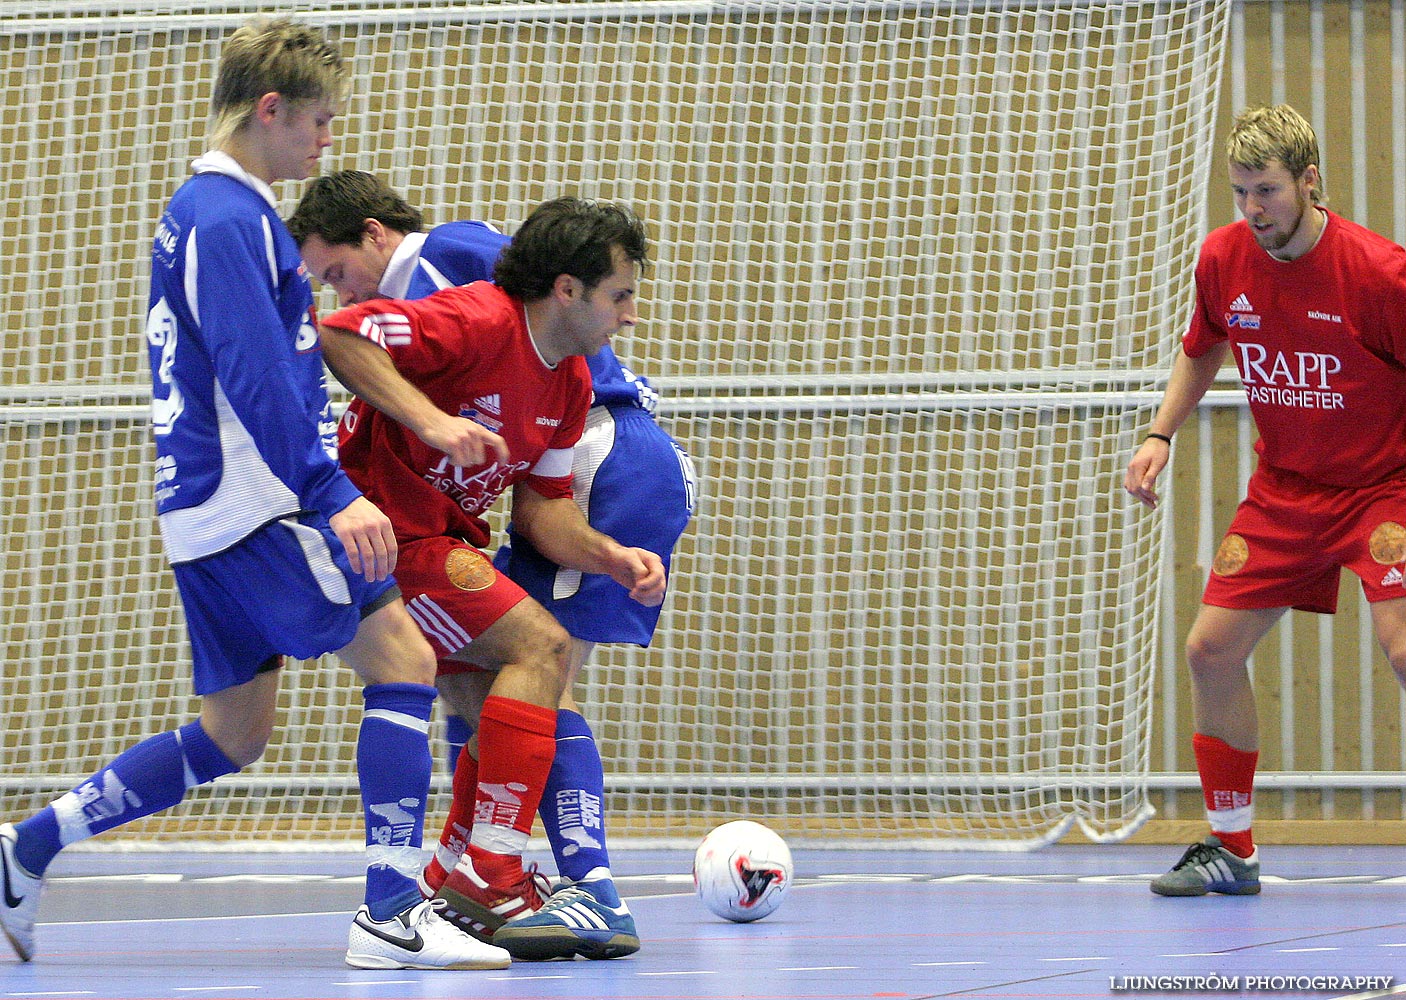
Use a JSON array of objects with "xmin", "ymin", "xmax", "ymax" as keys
[{"xmin": 0, "ymin": 0, "xmax": 1230, "ymax": 848}]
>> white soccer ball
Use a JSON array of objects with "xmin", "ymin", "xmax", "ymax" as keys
[{"xmin": 692, "ymin": 819, "xmax": 793, "ymax": 922}]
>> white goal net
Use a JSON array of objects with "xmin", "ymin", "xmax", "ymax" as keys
[{"xmin": 0, "ymin": 0, "xmax": 1229, "ymax": 849}]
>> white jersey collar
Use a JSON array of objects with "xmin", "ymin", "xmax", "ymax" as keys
[
  {"xmin": 190, "ymin": 151, "xmax": 278, "ymax": 209},
  {"xmin": 378, "ymin": 231, "xmax": 428, "ymax": 299}
]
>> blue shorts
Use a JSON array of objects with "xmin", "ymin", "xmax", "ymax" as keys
[
  {"xmin": 494, "ymin": 405, "xmax": 696, "ymax": 646},
  {"xmin": 172, "ymin": 514, "xmax": 400, "ymax": 695}
]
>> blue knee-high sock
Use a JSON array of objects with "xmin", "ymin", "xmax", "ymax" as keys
[
  {"xmin": 359, "ymin": 682, "xmax": 436, "ymax": 920},
  {"xmin": 444, "ymin": 714, "xmax": 472, "ymax": 777},
  {"xmin": 14, "ymin": 720, "xmax": 237, "ymax": 876},
  {"xmin": 538, "ymin": 709, "xmax": 611, "ymax": 883}
]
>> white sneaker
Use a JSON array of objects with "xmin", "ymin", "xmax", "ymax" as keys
[
  {"xmin": 0, "ymin": 823, "xmax": 41, "ymax": 962},
  {"xmin": 346, "ymin": 897, "xmax": 512, "ymax": 970}
]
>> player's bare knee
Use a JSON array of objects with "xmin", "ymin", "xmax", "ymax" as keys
[
  {"xmin": 225, "ymin": 739, "xmax": 269, "ymax": 769},
  {"xmin": 342, "ymin": 603, "xmax": 437, "ymax": 686},
  {"xmin": 389, "ymin": 636, "xmax": 437, "ymax": 687},
  {"xmin": 207, "ymin": 724, "xmax": 272, "ymax": 769},
  {"xmin": 543, "ymin": 620, "xmax": 571, "ymax": 680},
  {"xmin": 1184, "ymin": 631, "xmax": 1242, "ymax": 679},
  {"xmin": 1185, "ymin": 647, "xmax": 1225, "ymax": 682},
  {"xmin": 512, "ymin": 603, "xmax": 569, "ymax": 668},
  {"xmin": 1383, "ymin": 646, "xmax": 1406, "ymax": 688},
  {"xmin": 522, "ymin": 618, "xmax": 571, "ymax": 694}
]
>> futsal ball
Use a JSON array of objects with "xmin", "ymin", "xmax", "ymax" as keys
[{"xmin": 692, "ymin": 820, "xmax": 793, "ymax": 922}]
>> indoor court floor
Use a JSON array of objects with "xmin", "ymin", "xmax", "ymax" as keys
[{"xmin": 0, "ymin": 844, "xmax": 1402, "ymax": 1000}]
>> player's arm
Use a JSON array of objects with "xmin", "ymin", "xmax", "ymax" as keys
[
  {"xmin": 1124, "ymin": 342, "xmax": 1228, "ymax": 509},
  {"xmin": 319, "ymin": 321, "xmax": 509, "ymax": 467},
  {"xmin": 509, "ymin": 480, "xmax": 668, "ymax": 607}
]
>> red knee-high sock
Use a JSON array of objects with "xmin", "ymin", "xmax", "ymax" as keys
[
  {"xmin": 424, "ymin": 742, "xmax": 481, "ymax": 891},
  {"xmin": 1193, "ymin": 732, "xmax": 1258, "ymax": 858},
  {"xmin": 468, "ymin": 695, "xmax": 557, "ymax": 885}
]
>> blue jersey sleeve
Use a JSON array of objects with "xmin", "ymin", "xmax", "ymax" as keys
[
  {"xmin": 409, "ymin": 222, "xmax": 512, "ymax": 298},
  {"xmin": 193, "ymin": 214, "xmax": 361, "ymax": 519},
  {"xmin": 587, "ymin": 345, "xmax": 659, "ymax": 412}
]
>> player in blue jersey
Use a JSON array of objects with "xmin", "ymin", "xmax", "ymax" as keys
[
  {"xmin": 288, "ymin": 174, "xmax": 696, "ymax": 960},
  {"xmin": 0, "ymin": 18, "xmax": 507, "ymax": 972},
  {"xmin": 288, "ymin": 170, "xmax": 506, "ymax": 305}
]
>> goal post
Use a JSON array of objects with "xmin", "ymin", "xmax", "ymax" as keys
[{"xmin": 0, "ymin": 0, "xmax": 1230, "ymax": 849}]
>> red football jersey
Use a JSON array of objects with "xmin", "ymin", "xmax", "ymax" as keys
[
  {"xmin": 1183, "ymin": 209, "xmax": 1406, "ymax": 488},
  {"xmin": 324, "ymin": 281, "xmax": 592, "ymax": 545}
]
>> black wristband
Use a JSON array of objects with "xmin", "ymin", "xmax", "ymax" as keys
[{"xmin": 1145, "ymin": 432, "xmax": 1172, "ymax": 445}]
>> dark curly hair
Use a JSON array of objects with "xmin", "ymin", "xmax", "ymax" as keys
[{"xmin": 494, "ymin": 197, "xmax": 648, "ymax": 301}]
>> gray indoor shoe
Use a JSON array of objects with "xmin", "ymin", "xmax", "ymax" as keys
[{"xmin": 1150, "ymin": 835, "xmax": 1261, "ymax": 896}]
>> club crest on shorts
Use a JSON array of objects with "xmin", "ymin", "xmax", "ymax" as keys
[
  {"xmin": 1212, "ymin": 533, "xmax": 1249, "ymax": 576},
  {"xmin": 444, "ymin": 547, "xmax": 494, "ymax": 591},
  {"xmin": 1368, "ymin": 521, "xmax": 1406, "ymax": 565}
]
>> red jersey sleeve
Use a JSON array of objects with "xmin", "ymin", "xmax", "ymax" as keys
[{"xmin": 322, "ymin": 284, "xmax": 491, "ymax": 381}]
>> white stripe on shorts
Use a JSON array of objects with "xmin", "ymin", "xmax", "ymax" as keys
[
  {"xmin": 279, "ymin": 517, "xmax": 352, "ymax": 606},
  {"xmin": 406, "ymin": 594, "xmax": 472, "ymax": 654}
]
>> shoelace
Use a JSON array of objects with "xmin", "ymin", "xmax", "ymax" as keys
[
  {"xmin": 401, "ymin": 897, "xmax": 454, "ymax": 927},
  {"xmin": 1172, "ymin": 842, "xmax": 1220, "ymax": 871},
  {"xmin": 525, "ymin": 863, "xmax": 553, "ymax": 903},
  {"xmin": 497, "ymin": 862, "xmax": 552, "ymax": 906},
  {"xmin": 538, "ymin": 884, "xmax": 594, "ymax": 913}
]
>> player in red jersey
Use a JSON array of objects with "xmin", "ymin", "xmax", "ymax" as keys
[
  {"xmin": 1126, "ymin": 104, "xmax": 1406, "ymax": 896},
  {"xmin": 318, "ymin": 197, "xmax": 667, "ymax": 954}
]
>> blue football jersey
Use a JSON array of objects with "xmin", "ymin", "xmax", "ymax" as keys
[
  {"xmin": 379, "ymin": 221, "xmax": 509, "ymax": 300},
  {"xmin": 147, "ymin": 153, "xmax": 360, "ymax": 563}
]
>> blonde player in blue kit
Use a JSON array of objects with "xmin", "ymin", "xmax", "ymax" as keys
[
  {"xmin": 0, "ymin": 19, "xmax": 507, "ymax": 972},
  {"xmin": 289, "ymin": 172, "xmax": 696, "ymax": 960}
]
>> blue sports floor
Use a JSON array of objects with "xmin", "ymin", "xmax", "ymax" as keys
[{"xmin": 1, "ymin": 845, "xmax": 1402, "ymax": 999}]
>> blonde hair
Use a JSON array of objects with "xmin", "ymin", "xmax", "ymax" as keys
[
  {"xmin": 1226, "ymin": 104, "xmax": 1324, "ymax": 204},
  {"xmin": 209, "ymin": 16, "xmax": 347, "ymax": 147}
]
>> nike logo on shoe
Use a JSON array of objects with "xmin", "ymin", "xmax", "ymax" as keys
[
  {"xmin": 1, "ymin": 841, "xmax": 25, "ymax": 910},
  {"xmin": 354, "ymin": 911, "xmax": 424, "ymax": 953}
]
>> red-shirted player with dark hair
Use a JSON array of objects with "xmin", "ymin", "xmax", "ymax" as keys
[
  {"xmin": 318, "ymin": 197, "xmax": 666, "ymax": 955},
  {"xmin": 1127, "ymin": 103, "xmax": 1406, "ymax": 896}
]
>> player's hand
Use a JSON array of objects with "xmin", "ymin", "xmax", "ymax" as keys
[
  {"xmin": 419, "ymin": 412, "xmax": 510, "ymax": 468},
  {"xmin": 330, "ymin": 496, "xmax": 398, "ymax": 581},
  {"xmin": 611, "ymin": 547, "xmax": 667, "ymax": 607},
  {"xmin": 1124, "ymin": 439, "xmax": 1170, "ymax": 509}
]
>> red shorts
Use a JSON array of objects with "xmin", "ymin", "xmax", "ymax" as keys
[
  {"xmin": 394, "ymin": 535, "xmax": 529, "ymax": 672},
  {"xmin": 1203, "ymin": 465, "xmax": 1406, "ymax": 614}
]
